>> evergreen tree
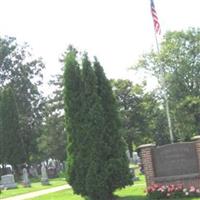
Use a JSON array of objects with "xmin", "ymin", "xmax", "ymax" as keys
[
  {"xmin": 81, "ymin": 54, "xmax": 106, "ymax": 199},
  {"xmin": 63, "ymin": 46, "xmax": 83, "ymax": 193},
  {"xmin": 64, "ymin": 49, "xmax": 132, "ymax": 200},
  {"xmin": 93, "ymin": 58, "xmax": 132, "ymax": 199},
  {"xmin": 0, "ymin": 87, "xmax": 24, "ymax": 172}
]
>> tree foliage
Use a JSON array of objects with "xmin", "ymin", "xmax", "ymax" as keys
[
  {"xmin": 93, "ymin": 59, "xmax": 132, "ymax": 199},
  {"xmin": 0, "ymin": 36, "xmax": 45, "ymax": 163},
  {"xmin": 64, "ymin": 46, "xmax": 83, "ymax": 193},
  {"xmin": 0, "ymin": 87, "xmax": 24, "ymax": 169},
  {"xmin": 64, "ymin": 48, "xmax": 132, "ymax": 200},
  {"xmin": 37, "ymin": 72, "xmax": 66, "ymax": 162},
  {"xmin": 111, "ymin": 79, "xmax": 170, "ymax": 149},
  {"xmin": 135, "ymin": 28, "xmax": 200, "ymax": 141}
]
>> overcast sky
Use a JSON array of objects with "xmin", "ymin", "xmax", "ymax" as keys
[{"xmin": 0, "ymin": 0, "xmax": 199, "ymax": 92}]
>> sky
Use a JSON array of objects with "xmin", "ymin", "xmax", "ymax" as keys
[{"xmin": 0, "ymin": 0, "xmax": 199, "ymax": 93}]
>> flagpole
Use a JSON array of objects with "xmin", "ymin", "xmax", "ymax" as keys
[
  {"xmin": 151, "ymin": 0, "xmax": 174, "ymax": 143},
  {"xmin": 154, "ymin": 33, "xmax": 174, "ymax": 144}
]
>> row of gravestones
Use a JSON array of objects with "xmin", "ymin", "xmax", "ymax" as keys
[
  {"xmin": 28, "ymin": 161, "xmax": 64, "ymax": 179},
  {"xmin": 0, "ymin": 163, "xmax": 49, "ymax": 189}
]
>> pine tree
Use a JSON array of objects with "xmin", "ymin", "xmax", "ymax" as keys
[
  {"xmin": 81, "ymin": 54, "xmax": 106, "ymax": 199},
  {"xmin": 0, "ymin": 87, "xmax": 24, "ymax": 171},
  {"xmin": 64, "ymin": 50, "xmax": 132, "ymax": 200},
  {"xmin": 63, "ymin": 46, "xmax": 83, "ymax": 193},
  {"xmin": 92, "ymin": 58, "xmax": 132, "ymax": 199}
]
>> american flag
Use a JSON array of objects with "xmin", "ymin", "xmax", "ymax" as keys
[{"xmin": 150, "ymin": 0, "xmax": 161, "ymax": 35}]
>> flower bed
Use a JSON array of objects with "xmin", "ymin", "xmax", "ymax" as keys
[{"xmin": 147, "ymin": 183, "xmax": 200, "ymax": 199}]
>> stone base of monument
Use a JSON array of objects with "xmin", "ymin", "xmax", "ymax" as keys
[
  {"xmin": 1, "ymin": 174, "xmax": 17, "ymax": 189},
  {"xmin": 41, "ymin": 178, "xmax": 50, "ymax": 185},
  {"xmin": 0, "ymin": 184, "xmax": 4, "ymax": 190},
  {"xmin": 22, "ymin": 181, "xmax": 31, "ymax": 187}
]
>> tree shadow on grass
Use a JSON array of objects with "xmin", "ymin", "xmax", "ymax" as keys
[{"xmin": 118, "ymin": 195, "xmax": 147, "ymax": 200}]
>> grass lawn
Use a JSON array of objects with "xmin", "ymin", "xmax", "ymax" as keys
[
  {"xmin": 28, "ymin": 184, "xmax": 200, "ymax": 200},
  {"xmin": 27, "ymin": 170, "xmax": 200, "ymax": 200},
  {"xmin": 1, "ymin": 177, "xmax": 66, "ymax": 199},
  {"xmin": 2, "ymin": 167, "xmax": 200, "ymax": 200},
  {"xmin": 25, "ymin": 184, "xmax": 147, "ymax": 200}
]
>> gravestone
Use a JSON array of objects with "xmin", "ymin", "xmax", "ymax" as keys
[
  {"xmin": 129, "ymin": 167, "xmax": 139, "ymax": 182},
  {"xmin": 0, "ymin": 183, "xmax": 4, "ymax": 190},
  {"xmin": 1, "ymin": 174, "xmax": 17, "ymax": 189},
  {"xmin": 126, "ymin": 151, "xmax": 140, "ymax": 164},
  {"xmin": 126, "ymin": 150, "xmax": 133, "ymax": 163},
  {"xmin": 29, "ymin": 166, "xmax": 39, "ymax": 178},
  {"xmin": 47, "ymin": 159, "xmax": 57, "ymax": 178},
  {"xmin": 47, "ymin": 167, "xmax": 57, "ymax": 178},
  {"xmin": 132, "ymin": 152, "xmax": 140, "ymax": 164},
  {"xmin": 22, "ymin": 168, "xmax": 31, "ymax": 187},
  {"xmin": 41, "ymin": 163, "xmax": 49, "ymax": 185}
]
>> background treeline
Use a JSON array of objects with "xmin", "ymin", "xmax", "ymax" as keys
[{"xmin": 0, "ymin": 28, "xmax": 199, "ymax": 173}]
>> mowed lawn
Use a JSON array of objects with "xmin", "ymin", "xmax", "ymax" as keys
[
  {"xmin": 27, "ymin": 183, "xmax": 200, "ymax": 200},
  {"xmin": 28, "ymin": 174, "xmax": 200, "ymax": 200},
  {"xmin": 28, "ymin": 169, "xmax": 146, "ymax": 200},
  {"xmin": 1, "ymin": 178, "xmax": 66, "ymax": 199},
  {"xmin": 2, "ymin": 171, "xmax": 200, "ymax": 200},
  {"xmin": 28, "ymin": 184, "xmax": 146, "ymax": 200}
]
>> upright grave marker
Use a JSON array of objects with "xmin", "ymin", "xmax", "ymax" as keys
[{"xmin": 1, "ymin": 174, "xmax": 17, "ymax": 189}]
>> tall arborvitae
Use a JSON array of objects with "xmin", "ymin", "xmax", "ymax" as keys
[
  {"xmin": 93, "ymin": 58, "xmax": 132, "ymax": 199},
  {"xmin": 81, "ymin": 54, "xmax": 106, "ymax": 199},
  {"xmin": 63, "ymin": 46, "xmax": 82, "ymax": 191},
  {"xmin": 64, "ymin": 50, "xmax": 132, "ymax": 200},
  {"xmin": 0, "ymin": 87, "xmax": 24, "ymax": 170}
]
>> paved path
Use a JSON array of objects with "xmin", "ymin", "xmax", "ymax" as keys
[{"xmin": 2, "ymin": 184, "xmax": 71, "ymax": 200}]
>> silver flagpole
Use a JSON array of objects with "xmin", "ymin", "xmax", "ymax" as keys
[
  {"xmin": 154, "ymin": 33, "xmax": 174, "ymax": 143},
  {"xmin": 151, "ymin": 0, "xmax": 174, "ymax": 143}
]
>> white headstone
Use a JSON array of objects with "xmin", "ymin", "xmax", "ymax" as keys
[
  {"xmin": 41, "ymin": 163, "xmax": 49, "ymax": 185},
  {"xmin": 22, "ymin": 168, "xmax": 31, "ymax": 187},
  {"xmin": 1, "ymin": 174, "xmax": 17, "ymax": 189}
]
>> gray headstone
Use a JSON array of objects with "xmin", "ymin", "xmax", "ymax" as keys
[
  {"xmin": 129, "ymin": 167, "xmax": 140, "ymax": 182},
  {"xmin": 41, "ymin": 163, "xmax": 49, "ymax": 185},
  {"xmin": 1, "ymin": 174, "xmax": 17, "ymax": 189},
  {"xmin": 29, "ymin": 166, "xmax": 38, "ymax": 178},
  {"xmin": 22, "ymin": 168, "xmax": 31, "ymax": 187},
  {"xmin": 132, "ymin": 152, "xmax": 140, "ymax": 164},
  {"xmin": 126, "ymin": 151, "xmax": 140, "ymax": 164}
]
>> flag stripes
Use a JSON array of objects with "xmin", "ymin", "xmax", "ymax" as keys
[{"xmin": 150, "ymin": 0, "xmax": 161, "ymax": 34}]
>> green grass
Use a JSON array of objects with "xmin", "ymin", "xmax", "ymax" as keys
[
  {"xmin": 27, "ymin": 173, "xmax": 147, "ymax": 200},
  {"xmin": 2, "ymin": 167, "xmax": 200, "ymax": 200},
  {"xmin": 1, "ymin": 177, "xmax": 66, "ymax": 199},
  {"xmin": 28, "ymin": 185, "xmax": 146, "ymax": 200},
  {"xmin": 28, "ymin": 184, "xmax": 200, "ymax": 200},
  {"xmin": 28, "ymin": 189, "xmax": 84, "ymax": 200},
  {"xmin": 27, "ymin": 171, "xmax": 200, "ymax": 200}
]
